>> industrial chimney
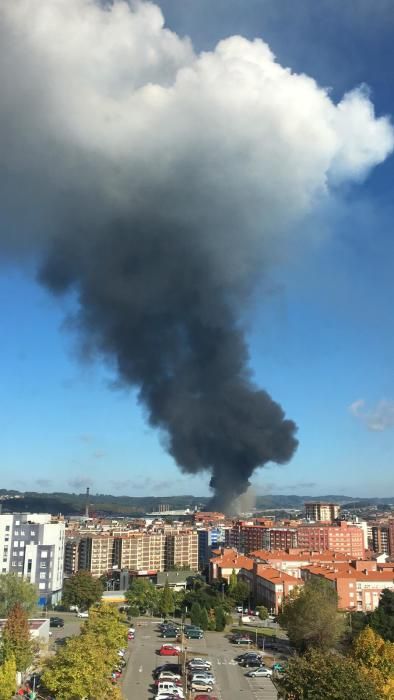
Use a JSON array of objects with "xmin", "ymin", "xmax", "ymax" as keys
[{"xmin": 85, "ymin": 487, "xmax": 90, "ymax": 519}]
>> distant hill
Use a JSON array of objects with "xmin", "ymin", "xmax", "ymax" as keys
[{"xmin": 0, "ymin": 490, "xmax": 392, "ymax": 516}]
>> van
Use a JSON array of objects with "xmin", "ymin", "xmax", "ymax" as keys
[{"xmin": 156, "ymin": 681, "xmax": 184, "ymax": 696}]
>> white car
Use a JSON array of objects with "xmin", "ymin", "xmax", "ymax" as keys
[
  {"xmin": 156, "ymin": 688, "xmax": 184, "ymax": 699},
  {"xmin": 77, "ymin": 611, "xmax": 89, "ymax": 618},
  {"xmin": 246, "ymin": 667, "xmax": 273, "ymax": 678},
  {"xmin": 187, "ymin": 658, "xmax": 211, "ymax": 668},
  {"xmin": 158, "ymin": 672, "xmax": 182, "ymax": 681},
  {"xmin": 189, "ymin": 674, "xmax": 214, "ymax": 685}
]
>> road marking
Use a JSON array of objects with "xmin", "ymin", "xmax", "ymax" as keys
[{"xmin": 138, "ymin": 666, "xmax": 143, "ymax": 673}]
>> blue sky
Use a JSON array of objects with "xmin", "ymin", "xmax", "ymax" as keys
[{"xmin": 1, "ymin": 0, "xmax": 394, "ymax": 498}]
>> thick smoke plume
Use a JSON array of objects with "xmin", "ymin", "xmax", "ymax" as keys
[{"xmin": 0, "ymin": 0, "xmax": 393, "ymax": 511}]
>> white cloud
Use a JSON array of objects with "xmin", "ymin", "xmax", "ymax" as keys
[
  {"xmin": 0, "ymin": 0, "xmax": 392, "ymax": 282},
  {"xmin": 349, "ymin": 398, "xmax": 394, "ymax": 431}
]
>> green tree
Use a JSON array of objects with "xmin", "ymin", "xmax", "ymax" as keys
[
  {"xmin": 214, "ymin": 606, "xmax": 226, "ymax": 632},
  {"xmin": 370, "ymin": 589, "xmax": 394, "ymax": 642},
  {"xmin": 228, "ymin": 570, "xmax": 237, "ymax": 593},
  {"xmin": 159, "ymin": 583, "xmax": 175, "ymax": 617},
  {"xmin": 62, "ymin": 571, "xmax": 104, "ymax": 610},
  {"xmin": 256, "ymin": 605, "xmax": 269, "ymax": 621},
  {"xmin": 41, "ymin": 633, "xmax": 116, "ymax": 700},
  {"xmin": 231, "ymin": 581, "xmax": 250, "ymax": 606},
  {"xmin": 278, "ymin": 649, "xmax": 380, "ymax": 700},
  {"xmin": 126, "ymin": 578, "xmax": 158, "ymax": 614},
  {"xmin": 0, "ymin": 574, "xmax": 37, "ymax": 618},
  {"xmin": 2, "ymin": 604, "xmax": 33, "ymax": 672},
  {"xmin": 279, "ymin": 578, "xmax": 343, "ymax": 652},
  {"xmin": 190, "ymin": 601, "xmax": 202, "ymax": 627},
  {"xmin": 0, "ymin": 655, "xmax": 16, "ymax": 700},
  {"xmin": 82, "ymin": 604, "xmax": 127, "ymax": 651},
  {"xmin": 200, "ymin": 607, "xmax": 209, "ymax": 631}
]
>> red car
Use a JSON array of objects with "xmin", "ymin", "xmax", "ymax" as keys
[
  {"xmin": 194, "ymin": 696, "xmax": 218, "ymax": 700},
  {"xmin": 158, "ymin": 645, "xmax": 180, "ymax": 656},
  {"xmin": 128, "ymin": 632, "xmax": 135, "ymax": 640}
]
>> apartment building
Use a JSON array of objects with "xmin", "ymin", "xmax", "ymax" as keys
[
  {"xmin": 302, "ymin": 560, "xmax": 394, "ymax": 612},
  {"xmin": 305, "ymin": 502, "xmax": 340, "ymax": 522},
  {"xmin": 389, "ymin": 518, "xmax": 394, "ymax": 555},
  {"xmin": 66, "ymin": 528, "xmax": 197, "ymax": 576},
  {"xmin": 239, "ymin": 561, "xmax": 303, "ymax": 614},
  {"xmin": 209, "ymin": 548, "xmax": 254, "ymax": 582},
  {"xmin": 297, "ymin": 521, "xmax": 364, "ymax": 558},
  {"xmin": 116, "ymin": 533, "xmax": 165, "ymax": 573},
  {"xmin": 371, "ymin": 525, "xmax": 390, "ymax": 555},
  {"xmin": 0, "ymin": 513, "xmax": 65, "ymax": 604},
  {"xmin": 165, "ymin": 530, "xmax": 198, "ymax": 571}
]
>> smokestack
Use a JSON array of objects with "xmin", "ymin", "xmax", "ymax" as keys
[{"xmin": 85, "ymin": 487, "xmax": 90, "ymax": 519}]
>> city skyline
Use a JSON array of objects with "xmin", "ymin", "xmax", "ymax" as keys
[{"xmin": 1, "ymin": 1, "xmax": 394, "ymax": 498}]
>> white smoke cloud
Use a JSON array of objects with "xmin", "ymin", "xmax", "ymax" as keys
[
  {"xmin": 349, "ymin": 398, "xmax": 394, "ymax": 432},
  {"xmin": 0, "ymin": 0, "xmax": 392, "ymax": 279}
]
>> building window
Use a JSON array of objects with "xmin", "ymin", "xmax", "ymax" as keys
[
  {"xmin": 40, "ymin": 562, "xmax": 47, "ymax": 569},
  {"xmin": 30, "ymin": 531, "xmax": 35, "ymax": 536},
  {"xmin": 5, "ymin": 526, "xmax": 10, "ymax": 532},
  {"xmin": 15, "ymin": 521, "xmax": 20, "ymax": 526},
  {"xmin": 19, "ymin": 542, "xmax": 25, "ymax": 548},
  {"xmin": 40, "ymin": 572, "xmax": 46, "ymax": 579},
  {"xmin": 41, "ymin": 551, "xmax": 48, "ymax": 558},
  {"xmin": 20, "ymin": 531, "xmax": 25, "ymax": 536},
  {"xmin": 39, "ymin": 583, "xmax": 46, "ymax": 590},
  {"xmin": 13, "ymin": 541, "xmax": 18, "ymax": 547},
  {"xmin": 1, "ymin": 568, "xmax": 6, "ymax": 573}
]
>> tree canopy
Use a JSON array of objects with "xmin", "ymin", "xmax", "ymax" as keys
[
  {"xmin": 158, "ymin": 583, "xmax": 175, "ymax": 617},
  {"xmin": 2, "ymin": 604, "xmax": 33, "ymax": 672},
  {"xmin": 0, "ymin": 574, "xmax": 37, "ymax": 618},
  {"xmin": 125, "ymin": 578, "xmax": 158, "ymax": 613},
  {"xmin": 278, "ymin": 648, "xmax": 380, "ymax": 700},
  {"xmin": 62, "ymin": 571, "xmax": 104, "ymax": 610},
  {"xmin": 369, "ymin": 589, "xmax": 394, "ymax": 642},
  {"xmin": 279, "ymin": 578, "xmax": 342, "ymax": 652},
  {"xmin": 352, "ymin": 626, "xmax": 394, "ymax": 698},
  {"xmin": 0, "ymin": 655, "xmax": 16, "ymax": 700}
]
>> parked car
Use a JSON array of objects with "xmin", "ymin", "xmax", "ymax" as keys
[
  {"xmin": 189, "ymin": 674, "xmax": 214, "ymax": 685},
  {"xmin": 185, "ymin": 629, "xmax": 203, "ymax": 639},
  {"xmin": 159, "ymin": 645, "xmax": 180, "ymax": 656},
  {"xmin": 154, "ymin": 665, "xmax": 181, "ymax": 678},
  {"xmin": 49, "ymin": 616, "xmax": 64, "ymax": 628},
  {"xmin": 189, "ymin": 681, "xmax": 214, "ymax": 693},
  {"xmin": 240, "ymin": 659, "xmax": 264, "ymax": 669},
  {"xmin": 236, "ymin": 606, "xmax": 243, "ymax": 613},
  {"xmin": 187, "ymin": 658, "xmax": 211, "ymax": 668},
  {"xmin": 162, "ymin": 630, "xmax": 178, "ymax": 638},
  {"xmin": 77, "ymin": 610, "xmax": 89, "ymax": 618},
  {"xmin": 194, "ymin": 696, "xmax": 218, "ymax": 700},
  {"xmin": 235, "ymin": 652, "xmax": 262, "ymax": 663},
  {"xmin": 232, "ymin": 636, "xmax": 252, "ymax": 645},
  {"xmin": 156, "ymin": 682, "xmax": 184, "ymax": 698},
  {"xmin": 272, "ymin": 662, "xmax": 285, "ymax": 673},
  {"xmin": 246, "ymin": 668, "xmax": 272, "ymax": 678},
  {"xmin": 128, "ymin": 632, "xmax": 135, "ymax": 640}
]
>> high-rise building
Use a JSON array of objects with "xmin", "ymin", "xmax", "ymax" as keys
[
  {"xmin": 297, "ymin": 521, "xmax": 364, "ymax": 558},
  {"xmin": 371, "ymin": 526, "xmax": 390, "ymax": 555},
  {"xmin": 165, "ymin": 530, "xmax": 198, "ymax": 571},
  {"xmin": 116, "ymin": 533, "xmax": 165, "ymax": 573},
  {"xmin": 0, "ymin": 513, "xmax": 65, "ymax": 605},
  {"xmin": 305, "ymin": 502, "xmax": 340, "ymax": 522},
  {"xmin": 389, "ymin": 518, "xmax": 394, "ymax": 556}
]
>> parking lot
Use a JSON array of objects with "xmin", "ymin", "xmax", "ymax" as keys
[
  {"xmin": 45, "ymin": 611, "xmax": 83, "ymax": 649},
  {"xmin": 122, "ymin": 618, "xmax": 278, "ymax": 700}
]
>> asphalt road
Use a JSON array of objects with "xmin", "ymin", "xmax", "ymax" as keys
[
  {"xmin": 122, "ymin": 618, "xmax": 278, "ymax": 700},
  {"xmin": 43, "ymin": 612, "xmax": 83, "ymax": 650}
]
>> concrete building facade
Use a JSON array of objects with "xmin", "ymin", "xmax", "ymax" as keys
[
  {"xmin": 304, "ymin": 502, "xmax": 340, "ymax": 522},
  {"xmin": 0, "ymin": 513, "xmax": 65, "ymax": 604}
]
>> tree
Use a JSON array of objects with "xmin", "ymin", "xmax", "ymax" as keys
[
  {"xmin": 0, "ymin": 574, "xmax": 37, "ymax": 618},
  {"xmin": 62, "ymin": 571, "xmax": 104, "ymax": 610},
  {"xmin": 214, "ymin": 606, "xmax": 226, "ymax": 632},
  {"xmin": 370, "ymin": 589, "xmax": 394, "ymax": 642},
  {"xmin": 82, "ymin": 604, "xmax": 127, "ymax": 651},
  {"xmin": 256, "ymin": 605, "xmax": 269, "ymax": 621},
  {"xmin": 230, "ymin": 581, "xmax": 250, "ymax": 606},
  {"xmin": 190, "ymin": 602, "xmax": 203, "ymax": 627},
  {"xmin": 2, "ymin": 604, "xmax": 33, "ymax": 672},
  {"xmin": 126, "ymin": 578, "xmax": 158, "ymax": 614},
  {"xmin": 278, "ymin": 649, "xmax": 380, "ymax": 700},
  {"xmin": 41, "ymin": 633, "xmax": 116, "ymax": 700},
  {"xmin": 228, "ymin": 570, "xmax": 237, "ymax": 593},
  {"xmin": 200, "ymin": 607, "xmax": 209, "ymax": 631},
  {"xmin": 159, "ymin": 583, "xmax": 175, "ymax": 617},
  {"xmin": 352, "ymin": 626, "xmax": 394, "ymax": 698},
  {"xmin": 279, "ymin": 578, "xmax": 343, "ymax": 652},
  {"xmin": 0, "ymin": 655, "xmax": 16, "ymax": 700}
]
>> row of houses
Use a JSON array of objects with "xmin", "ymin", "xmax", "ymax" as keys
[{"xmin": 210, "ymin": 546, "xmax": 394, "ymax": 613}]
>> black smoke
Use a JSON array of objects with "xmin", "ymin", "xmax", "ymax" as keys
[{"xmin": 39, "ymin": 217, "xmax": 298, "ymax": 512}]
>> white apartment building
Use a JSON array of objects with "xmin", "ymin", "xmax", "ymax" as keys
[{"xmin": 0, "ymin": 513, "xmax": 65, "ymax": 605}]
